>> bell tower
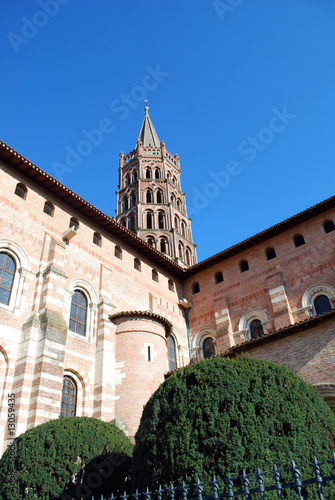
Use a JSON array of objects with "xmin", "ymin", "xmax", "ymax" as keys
[{"xmin": 115, "ymin": 103, "xmax": 197, "ymax": 267}]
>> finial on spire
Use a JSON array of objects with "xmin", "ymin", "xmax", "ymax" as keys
[{"xmin": 144, "ymin": 99, "xmax": 149, "ymax": 114}]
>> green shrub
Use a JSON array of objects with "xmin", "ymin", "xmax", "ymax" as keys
[
  {"xmin": 0, "ymin": 416, "xmax": 133, "ymax": 500},
  {"xmin": 133, "ymin": 356, "xmax": 335, "ymax": 498}
]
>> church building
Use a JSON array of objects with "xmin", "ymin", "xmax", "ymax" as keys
[{"xmin": 0, "ymin": 107, "xmax": 334, "ymax": 454}]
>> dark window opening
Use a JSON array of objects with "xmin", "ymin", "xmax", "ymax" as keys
[
  {"xmin": 158, "ymin": 212, "xmax": 165, "ymax": 229},
  {"xmin": 294, "ymin": 234, "xmax": 305, "ymax": 247},
  {"xmin": 203, "ymin": 337, "xmax": 215, "ymax": 359},
  {"xmin": 145, "ymin": 169, "xmax": 151, "ymax": 179},
  {"xmin": 168, "ymin": 279, "xmax": 174, "ymax": 292},
  {"xmin": 314, "ymin": 295, "xmax": 332, "ymax": 315},
  {"xmin": 152, "ymin": 269, "xmax": 158, "ymax": 282},
  {"xmin": 69, "ymin": 218, "xmax": 79, "ymax": 231},
  {"xmin": 240, "ymin": 260, "xmax": 249, "ymax": 272},
  {"xmin": 93, "ymin": 232, "xmax": 101, "ymax": 246},
  {"xmin": 192, "ymin": 282, "xmax": 200, "ymax": 294},
  {"xmin": 146, "ymin": 212, "xmax": 153, "ymax": 229},
  {"xmin": 146, "ymin": 190, "xmax": 152, "ymax": 203},
  {"xmin": 134, "ymin": 258, "xmax": 141, "ymax": 271},
  {"xmin": 14, "ymin": 183, "xmax": 27, "ymax": 199},
  {"xmin": 147, "ymin": 236, "xmax": 155, "ymax": 247},
  {"xmin": 128, "ymin": 216, "xmax": 135, "ymax": 232},
  {"xmin": 155, "ymin": 169, "xmax": 160, "ymax": 179},
  {"xmin": 215, "ymin": 271, "xmax": 224, "ymax": 284},
  {"xmin": 249, "ymin": 319, "xmax": 264, "ymax": 340},
  {"xmin": 323, "ymin": 220, "xmax": 335, "ymax": 234},
  {"xmin": 43, "ymin": 201, "xmax": 54, "ymax": 216},
  {"xmin": 266, "ymin": 248, "xmax": 276, "ymax": 260},
  {"xmin": 147, "ymin": 346, "xmax": 151, "ymax": 361},
  {"xmin": 115, "ymin": 246, "xmax": 122, "ymax": 259},
  {"xmin": 157, "ymin": 191, "xmax": 163, "ymax": 204}
]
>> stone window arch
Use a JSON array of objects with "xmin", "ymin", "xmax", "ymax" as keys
[
  {"xmin": 0, "ymin": 240, "xmax": 30, "ymax": 313},
  {"xmin": 66, "ymin": 278, "xmax": 98, "ymax": 342},
  {"xmin": 323, "ymin": 220, "xmax": 335, "ymax": 234},
  {"xmin": 43, "ymin": 201, "xmax": 54, "ymax": 217},
  {"xmin": 192, "ymin": 329, "xmax": 217, "ymax": 361},
  {"xmin": 239, "ymin": 309, "xmax": 268, "ymax": 341},
  {"xmin": 302, "ymin": 283, "xmax": 335, "ymax": 317},
  {"xmin": 14, "ymin": 183, "xmax": 27, "ymax": 199},
  {"xmin": 60, "ymin": 375, "xmax": 77, "ymax": 417}
]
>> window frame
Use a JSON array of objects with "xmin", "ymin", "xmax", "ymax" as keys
[
  {"xmin": 69, "ymin": 289, "xmax": 88, "ymax": 337},
  {"xmin": 60, "ymin": 375, "xmax": 77, "ymax": 417}
]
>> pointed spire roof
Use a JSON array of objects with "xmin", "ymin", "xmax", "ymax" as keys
[{"xmin": 137, "ymin": 103, "xmax": 160, "ymax": 147}]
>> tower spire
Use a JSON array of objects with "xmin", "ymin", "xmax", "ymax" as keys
[{"xmin": 137, "ymin": 102, "xmax": 160, "ymax": 147}]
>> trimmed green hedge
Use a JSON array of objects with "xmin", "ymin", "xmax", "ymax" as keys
[
  {"xmin": 133, "ymin": 356, "xmax": 335, "ymax": 498},
  {"xmin": 0, "ymin": 416, "xmax": 133, "ymax": 500}
]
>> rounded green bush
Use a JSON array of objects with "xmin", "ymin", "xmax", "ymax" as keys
[
  {"xmin": 133, "ymin": 356, "xmax": 335, "ymax": 497},
  {"xmin": 0, "ymin": 416, "xmax": 133, "ymax": 500}
]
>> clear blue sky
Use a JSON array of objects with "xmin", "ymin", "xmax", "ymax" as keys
[{"xmin": 1, "ymin": 1, "xmax": 335, "ymax": 262}]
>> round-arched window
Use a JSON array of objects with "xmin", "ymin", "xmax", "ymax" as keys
[
  {"xmin": 69, "ymin": 290, "xmax": 87, "ymax": 336},
  {"xmin": 203, "ymin": 337, "xmax": 215, "ymax": 359},
  {"xmin": 314, "ymin": 295, "xmax": 332, "ymax": 315},
  {"xmin": 0, "ymin": 252, "xmax": 16, "ymax": 306}
]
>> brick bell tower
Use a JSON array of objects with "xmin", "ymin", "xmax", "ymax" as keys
[{"xmin": 115, "ymin": 103, "xmax": 197, "ymax": 267}]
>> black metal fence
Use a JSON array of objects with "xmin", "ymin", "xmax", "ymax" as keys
[{"xmin": 70, "ymin": 454, "xmax": 335, "ymax": 500}]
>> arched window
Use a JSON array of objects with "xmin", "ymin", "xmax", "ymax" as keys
[
  {"xmin": 158, "ymin": 211, "xmax": 165, "ymax": 229},
  {"xmin": 294, "ymin": 234, "xmax": 305, "ymax": 247},
  {"xmin": 134, "ymin": 258, "xmax": 141, "ymax": 271},
  {"xmin": 249, "ymin": 319, "xmax": 264, "ymax": 340},
  {"xmin": 323, "ymin": 220, "xmax": 335, "ymax": 234},
  {"xmin": 152, "ymin": 269, "xmax": 158, "ymax": 282},
  {"xmin": 170, "ymin": 194, "xmax": 176, "ymax": 207},
  {"xmin": 128, "ymin": 215, "xmax": 135, "ymax": 232},
  {"xmin": 124, "ymin": 174, "xmax": 130, "ymax": 187},
  {"xmin": 147, "ymin": 236, "xmax": 155, "ymax": 247},
  {"xmin": 132, "ymin": 170, "xmax": 137, "ymax": 182},
  {"xmin": 69, "ymin": 217, "xmax": 79, "ymax": 231},
  {"xmin": 120, "ymin": 218, "xmax": 127, "ymax": 228},
  {"xmin": 60, "ymin": 375, "xmax": 77, "ymax": 417},
  {"xmin": 167, "ymin": 335, "xmax": 177, "ymax": 371},
  {"xmin": 155, "ymin": 169, "xmax": 160, "ymax": 179},
  {"xmin": 181, "ymin": 221, "xmax": 186, "ymax": 237},
  {"xmin": 314, "ymin": 295, "xmax": 332, "ymax": 315},
  {"xmin": 115, "ymin": 246, "xmax": 122, "ymax": 259},
  {"xmin": 69, "ymin": 290, "xmax": 87, "ymax": 336},
  {"xmin": 192, "ymin": 282, "xmax": 200, "ymax": 295},
  {"xmin": 156, "ymin": 190, "xmax": 163, "ymax": 204},
  {"xmin": 240, "ymin": 260, "xmax": 249, "ymax": 272},
  {"xmin": 14, "ymin": 183, "xmax": 27, "ymax": 199},
  {"xmin": 174, "ymin": 217, "xmax": 179, "ymax": 231},
  {"xmin": 185, "ymin": 248, "xmax": 191, "ymax": 266},
  {"xmin": 203, "ymin": 337, "xmax": 215, "ymax": 359},
  {"xmin": 0, "ymin": 252, "xmax": 16, "ymax": 306},
  {"xmin": 145, "ymin": 168, "xmax": 151, "ymax": 179},
  {"xmin": 146, "ymin": 211, "xmax": 153, "ymax": 229},
  {"xmin": 168, "ymin": 279, "xmax": 174, "ymax": 292},
  {"xmin": 160, "ymin": 238, "xmax": 169, "ymax": 254},
  {"xmin": 214, "ymin": 271, "xmax": 224, "ymax": 284},
  {"xmin": 129, "ymin": 193, "xmax": 136, "ymax": 208},
  {"xmin": 266, "ymin": 248, "xmax": 276, "ymax": 260},
  {"xmin": 178, "ymin": 242, "xmax": 184, "ymax": 260},
  {"xmin": 43, "ymin": 201, "xmax": 54, "ymax": 216},
  {"xmin": 93, "ymin": 232, "xmax": 101, "ymax": 247},
  {"xmin": 146, "ymin": 190, "xmax": 152, "ymax": 203}
]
